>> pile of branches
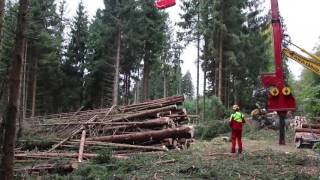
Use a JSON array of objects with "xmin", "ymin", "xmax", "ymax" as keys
[
  {"xmin": 295, "ymin": 123, "xmax": 320, "ymax": 148},
  {"xmin": 17, "ymin": 96, "xmax": 194, "ymax": 173}
]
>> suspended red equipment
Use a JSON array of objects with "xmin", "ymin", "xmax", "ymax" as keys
[
  {"xmin": 260, "ymin": 0, "xmax": 296, "ymax": 145},
  {"xmin": 155, "ymin": 0, "xmax": 176, "ymax": 9}
]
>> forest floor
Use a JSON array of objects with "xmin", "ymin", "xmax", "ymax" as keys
[{"xmin": 38, "ymin": 128, "xmax": 320, "ymax": 180}]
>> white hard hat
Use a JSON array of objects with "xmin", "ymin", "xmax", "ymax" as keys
[{"xmin": 232, "ymin": 105, "xmax": 240, "ymax": 110}]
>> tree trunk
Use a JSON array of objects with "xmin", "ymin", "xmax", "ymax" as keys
[
  {"xmin": 218, "ymin": 30, "xmax": 224, "ymax": 104},
  {"xmin": 203, "ymin": 67, "xmax": 206, "ymax": 122},
  {"xmin": 134, "ymin": 69, "xmax": 140, "ymax": 104},
  {"xmin": 196, "ymin": 12, "xmax": 200, "ymax": 115},
  {"xmin": 162, "ymin": 57, "xmax": 167, "ymax": 98},
  {"xmin": 31, "ymin": 55, "xmax": 37, "ymax": 117},
  {"xmin": 233, "ymin": 76, "xmax": 238, "ymax": 105},
  {"xmin": 143, "ymin": 43, "xmax": 151, "ymax": 101},
  {"xmin": 124, "ymin": 72, "xmax": 130, "ymax": 105},
  {"xmin": 86, "ymin": 126, "xmax": 194, "ymax": 143},
  {"xmin": 0, "ymin": 0, "xmax": 5, "ymax": 46},
  {"xmin": 1, "ymin": 0, "xmax": 28, "ymax": 179},
  {"xmin": 17, "ymin": 41, "xmax": 27, "ymax": 137},
  {"xmin": 112, "ymin": 27, "xmax": 121, "ymax": 105}
]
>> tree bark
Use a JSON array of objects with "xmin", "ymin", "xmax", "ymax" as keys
[
  {"xmin": 301, "ymin": 124, "xmax": 320, "ymax": 129},
  {"xmin": 134, "ymin": 69, "xmax": 140, "ymax": 104},
  {"xmin": 31, "ymin": 52, "xmax": 37, "ymax": 117},
  {"xmin": 203, "ymin": 68, "xmax": 206, "ymax": 122},
  {"xmin": 110, "ymin": 105, "xmax": 177, "ymax": 122},
  {"xmin": 1, "ymin": 0, "xmax": 28, "ymax": 179},
  {"xmin": 143, "ymin": 42, "xmax": 151, "ymax": 101},
  {"xmin": 162, "ymin": 57, "xmax": 167, "ymax": 98},
  {"xmin": 86, "ymin": 126, "xmax": 194, "ymax": 143},
  {"xmin": 77, "ymin": 130, "xmax": 86, "ymax": 163},
  {"xmin": 218, "ymin": 30, "xmax": 224, "ymax": 104},
  {"xmin": 196, "ymin": 13, "xmax": 200, "ymax": 116},
  {"xmin": 0, "ymin": 0, "xmax": 5, "ymax": 46},
  {"xmin": 295, "ymin": 128, "xmax": 320, "ymax": 134},
  {"xmin": 112, "ymin": 26, "xmax": 121, "ymax": 106},
  {"xmin": 17, "ymin": 41, "xmax": 27, "ymax": 137}
]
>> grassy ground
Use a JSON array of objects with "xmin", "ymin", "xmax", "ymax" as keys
[{"xmin": 35, "ymin": 128, "xmax": 320, "ymax": 180}]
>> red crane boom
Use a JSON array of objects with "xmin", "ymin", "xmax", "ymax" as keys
[{"xmin": 260, "ymin": 0, "xmax": 296, "ymax": 145}]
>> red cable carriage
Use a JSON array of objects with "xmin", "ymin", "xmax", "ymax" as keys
[{"xmin": 155, "ymin": 0, "xmax": 176, "ymax": 9}]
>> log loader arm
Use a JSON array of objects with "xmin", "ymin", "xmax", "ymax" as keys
[{"xmin": 283, "ymin": 44, "xmax": 320, "ymax": 76}]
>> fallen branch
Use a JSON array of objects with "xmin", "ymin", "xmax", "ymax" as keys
[
  {"xmin": 48, "ymin": 115, "xmax": 98, "ymax": 152},
  {"xmin": 155, "ymin": 159, "xmax": 176, "ymax": 164}
]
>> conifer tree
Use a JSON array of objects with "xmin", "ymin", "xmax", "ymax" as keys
[{"xmin": 64, "ymin": 1, "xmax": 89, "ymax": 110}]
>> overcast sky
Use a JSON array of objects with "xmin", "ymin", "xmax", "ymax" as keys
[{"xmin": 65, "ymin": 0, "xmax": 320, "ymax": 85}]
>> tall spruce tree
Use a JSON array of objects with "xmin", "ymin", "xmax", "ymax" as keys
[
  {"xmin": 182, "ymin": 71, "xmax": 194, "ymax": 99},
  {"xmin": 26, "ymin": 0, "xmax": 61, "ymax": 115},
  {"xmin": 63, "ymin": 1, "xmax": 89, "ymax": 111},
  {"xmin": 180, "ymin": 0, "xmax": 272, "ymax": 109}
]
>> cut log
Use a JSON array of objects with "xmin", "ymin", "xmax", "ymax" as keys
[
  {"xmin": 70, "ymin": 140, "xmax": 168, "ymax": 151},
  {"xmin": 156, "ymin": 111, "xmax": 172, "ymax": 117},
  {"xmin": 15, "ymin": 152, "xmax": 98, "ymax": 159},
  {"xmin": 15, "ymin": 152, "xmax": 127, "ymax": 160},
  {"xmin": 86, "ymin": 126, "xmax": 194, "ymax": 143},
  {"xmin": 110, "ymin": 105, "xmax": 177, "ymax": 122},
  {"xmin": 37, "ymin": 117, "xmax": 174, "ymax": 127},
  {"xmin": 301, "ymin": 124, "xmax": 320, "ymax": 129},
  {"xmin": 14, "ymin": 163, "xmax": 75, "ymax": 173},
  {"xmin": 78, "ymin": 130, "xmax": 86, "ymax": 162},
  {"xmin": 295, "ymin": 128, "xmax": 320, "ymax": 134}
]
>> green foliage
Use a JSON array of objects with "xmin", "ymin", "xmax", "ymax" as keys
[
  {"xmin": 62, "ymin": 1, "xmax": 89, "ymax": 111},
  {"xmin": 180, "ymin": 0, "xmax": 272, "ymax": 108},
  {"xmin": 0, "ymin": 2, "xmax": 17, "ymax": 113},
  {"xmin": 294, "ymin": 65, "xmax": 320, "ymax": 117},
  {"xmin": 184, "ymin": 96, "xmax": 230, "ymax": 140},
  {"xmin": 313, "ymin": 142, "xmax": 320, "ymax": 155},
  {"xmin": 92, "ymin": 150, "xmax": 113, "ymax": 164},
  {"xmin": 195, "ymin": 120, "xmax": 230, "ymax": 140},
  {"xmin": 74, "ymin": 152, "xmax": 139, "ymax": 179},
  {"xmin": 184, "ymin": 96, "xmax": 227, "ymax": 120},
  {"xmin": 182, "ymin": 71, "xmax": 194, "ymax": 99}
]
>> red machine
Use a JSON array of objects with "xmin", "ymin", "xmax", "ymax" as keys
[
  {"xmin": 260, "ymin": 0, "xmax": 296, "ymax": 144},
  {"xmin": 155, "ymin": 0, "xmax": 176, "ymax": 9}
]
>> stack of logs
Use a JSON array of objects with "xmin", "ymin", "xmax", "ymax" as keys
[
  {"xmin": 295, "ymin": 123, "xmax": 320, "ymax": 148},
  {"xmin": 16, "ymin": 96, "xmax": 194, "ymax": 172}
]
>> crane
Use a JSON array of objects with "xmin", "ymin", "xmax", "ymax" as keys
[
  {"xmin": 283, "ymin": 42, "xmax": 320, "ymax": 76},
  {"xmin": 260, "ymin": 0, "xmax": 296, "ymax": 145}
]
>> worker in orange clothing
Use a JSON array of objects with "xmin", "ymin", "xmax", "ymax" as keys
[{"xmin": 229, "ymin": 105, "xmax": 245, "ymax": 153}]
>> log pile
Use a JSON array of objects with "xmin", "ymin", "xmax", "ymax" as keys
[
  {"xmin": 17, "ymin": 96, "xmax": 194, "ymax": 173},
  {"xmin": 294, "ymin": 123, "xmax": 320, "ymax": 148}
]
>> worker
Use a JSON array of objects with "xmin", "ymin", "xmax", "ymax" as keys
[{"xmin": 229, "ymin": 105, "xmax": 245, "ymax": 153}]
